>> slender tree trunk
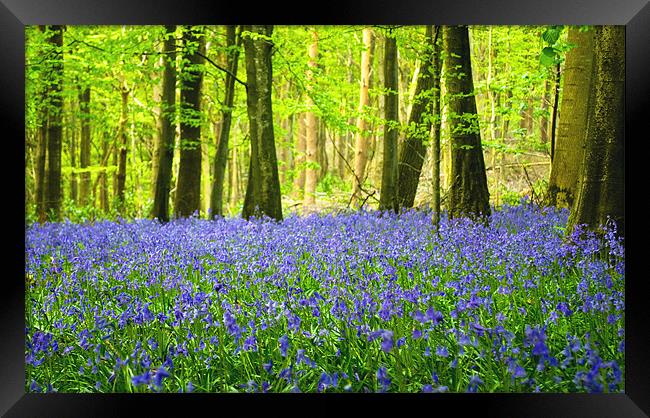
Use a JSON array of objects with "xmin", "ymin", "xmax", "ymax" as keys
[
  {"xmin": 210, "ymin": 25, "xmax": 241, "ymax": 218},
  {"xmin": 241, "ymin": 25, "xmax": 283, "ymax": 221},
  {"xmin": 292, "ymin": 113, "xmax": 306, "ymax": 198},
  {"xmin": 44, "ymin": 25, "xmax": 64, "ymax": 221},
  {"xmin": 540, "ymin": 78, "xmax": 551, "ymax": 144},
  {"xmin": 228, "ymin": 139, "xmax": 239, "ymax": 213},
  {"xmin": 151, "ymin": 53, "xmax": 164, "ymax": 201},
  {"xmin": 379, "ymin": 31, "xmax": 399, "ymax": 213},
  {"xmin": 397, "ymin": 26, "xmax": 438, "ymax": 210},
  {"xmin": 69, "ymin": 107, "xmax": 78, "ymax": 203},
  {"xmin": 151, "ymin": 25, "xmax": 177, "ymax": 222},
  {"xmin": 550, "ymin": 62, "xmax": 561, "ymax": 161},
  {"xmin": 100, "ymin": 139, "xmax": 109, "ymax": 212},
  {"xmin": 318, "ymin": 119, "xmax": 329, "ymax": 179},
  {"xmin": 430, "ymin": 28, "xmax": 442, "ymax": 226},
  {"xmin": 175, "ymin": 26, "xmax": 205, "ymax": 218},
  {"xmin": 79, "ymin": 86, "xmax": 91, "ymax": 206},
  {"xmin": 304, "ymin": 29, "xmax": 319, "ymax": 212},
  {"xmin": 568, "ymin": 26, "xmax": 624, "ymax": 237},
  {"xmin": 116, "ymin": 83, "xmax": 129, "ymax": 211},
  {"xmin": 547, "ymin": 27, "xmax": 595, "ymax": 209},
  {"xmin": 443, "ymin": 25, "xmax": 491, "ymax": 220},
  {"xmin": 351, "ymin": 28, "xmax": 375, "ymax": 208},
  {"xmin": 35, "ymin": 85, "xmax": 48, "ymax": 223}
]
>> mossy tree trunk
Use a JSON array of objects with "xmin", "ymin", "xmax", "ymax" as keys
[
  {"xmin": 568, "ymin": 25, "xmax": 624, "ymax": 237},
  {"xmin": 379, "ymin": 31, "xmax": 399, "ymax": 213},
  {"xmin": 241, "ymin": 25, "xmax": 283, "ymax": 221},
  {"xmin": 175, "ymin": 25, "xmax": 205, "ymax": 218},
  {"xmin": 443, "ymin": 25, "xmax": 491, "ymax": 221},
  {"xmin": 547, "ymin": 27, "xmax": 595, "ymax": 209}
]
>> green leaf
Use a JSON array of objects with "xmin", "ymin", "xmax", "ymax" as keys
[
  {"xmin": 539, "ymin": 47, "xmax": 557, "ymax": 67},
  {"xmin": 542, "ymin": 28, "xmax": 561, "ymax": 45}
]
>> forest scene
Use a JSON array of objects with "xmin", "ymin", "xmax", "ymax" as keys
[{"xmin": 25, "ymin": 25, "xmax": 625, "ymax": 393}]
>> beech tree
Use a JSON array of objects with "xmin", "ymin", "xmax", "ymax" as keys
[
  {"xmin": 241, "ymin": 25, "xmax": 283, "ymax": 221},
  {"xmin": 43, "ymin": 25, "xmax": 64, "ymax": 222},
  {"xmin": 175, "ymin": 26, "xmax": 206, "ymax": 218},
  {"xmin": 443, "ymin": 25, "xmax": 490, "ymax": 220},
  {"xmin": 151, "ymin": 25, "xmax": 177, "ymax": 222},
  {"xmin": 546, "ymin": 27, "xmax": 595, "ymax": 209},
  {"xmin": 304, "ymin": 29, "xmax": 319, "ymax": 212},
  {"xmin": 351, "ymin": 28, "xmax": 375, "ymax": 208},
  {"xmin": 567, "ymin": 25, "xmax": 624, "ymax": 237},
  {"xmin": 379, "ymin": 30, "xmax": 399, "ymax": 213},
  {"xmin": 210, "ymin": 25, "xmax": 242, "ymax": 218},
  {"xmin": 397, "ymin": 25, "xmax": 440, "ymax": 210}
]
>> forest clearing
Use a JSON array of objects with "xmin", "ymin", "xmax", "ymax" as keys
[{"xmin": 25, "ymin": 25, "xmax": 624, "ymax": 393}]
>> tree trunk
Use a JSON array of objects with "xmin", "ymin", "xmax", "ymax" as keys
[
  {"xmin": 351, "ymin": 28, "xmax": 375, "ymax": 208},
  {"xmin": 210, "ymin": 25, "xmax": 241, "ymax": 218},
  {"xmin": 228, "ymin": 137, "xmax": 239, "ymax": 214},
  {"xmin": 304, "ymin": 29, "xmax": 319, "ymax": 212},
  {"xmin": 175, "ymin": 26, "xmax": 205, "ymax": 218},
  {"xmin": 150, "ymin": 51, "xmax": 165, "ymax": 201},
  {"xmin": 568, "ymin": 26, "xmax": 624, "ymax": 237},
  {"xmin": 547, "ymin": 27, "xmax": 595, "ymax": 209},
  {"xmin": 35, "ymin": 70, "xmax": 48, "ymax": 223},
  {"xmin": 100, "ymin": 139, "xmax": 109, "ymax": 212},
  {"xmin": 397, "ymin": 26, "xmax": 438, "ymax": 210},
  {"xmin": 292, "ymin": 113, "xmax": 306, "ymax": 198},
  {"xmin": 540, "ymin": 78, "xmax": 551, "ymax": 144},
  {"xmin": 379, "ymin": 31, "xmax": 399, "ymax": 213},
  {"xmin": 116, "ymin": 83, "xmax": 129, "ymax": 211},
  {"xmin": 69, "ymin": 107, "xmax": 78, "ymax": 203},
  {"xmin": 241, "ymin": 25, "xmax": 283, "ymax": 221},
  {"xmin": 430, "ymin": 28, "xmax": 442, "ymax": 226},
  {"xmin": 443, "ymin": 25, "xmax": 491, "ymax": 220},
  {"xmin": 78, "ymin": 86, "xmax": 91, "ymax": 206},
  {"xmin": 44, "ymin": 25, "xmax": 64, "ymax": 221},
  {"xmin": 151, "ymin": 25, "xmax": 177, "ymax": 222}
]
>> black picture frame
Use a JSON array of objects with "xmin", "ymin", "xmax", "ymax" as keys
[{"xmin": 2, "ymin": 0, "xmax": 648, "ymax": 416}]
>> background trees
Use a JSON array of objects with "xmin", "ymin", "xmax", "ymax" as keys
[{"xmin": 25, "ymin": 25, "xmax": 624, "ymax": 236}]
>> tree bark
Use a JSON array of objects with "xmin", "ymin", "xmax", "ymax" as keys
[
  {"xmin": 44, "ymin": 25, "xmax": 64, "ymax": 221},
  {"xmin": 100, "ymin": 139, "xmax": 109, "ymax": 212},
  {"xmin": 430, "ymin": 28, "xmax": 442, "ymax": 226},
  {"xmin": 241, "ymin": 25, "xmax": 283, "ymax": 221},
  {"xmin": 443, "ymin": 25, "xmax": 491, "ymax": 221},
  {"xmin": 210, "ymin": 25, "xmax": 241, "ymax": 218},
  {"xmin": 547, "ymin": 27, "xmax": 595, "ymax": 209},
  {"xmin": 304, "ymin": 29, "xmax": 319, "ymax": 212},
  {"xmin": 397, "ymin": 26, "xmax": 438, "ymax": 210},
  {"xmin": 568, "ymin": 26, "xmax": 624, "ymax": 237},
  {"xmin": 175, "ymin": 25, "xmax": 205, "ymax": 218},
  {"xmin": 69, "ymin": 107, "xmax": 78, "ymax": 203},
  {"xmin": 35, "ymin": 37, "xmax": 49, "ymax": 223},
  {"xmin": 292, "ymin": 113, "xmax": 306, "ymax": 199},
  {"xmin": 116, "ymin": 83, "xmax": 129, "ymax": 211},
  {"xmin": 151, "ymin": 25, "xmax": 177, "ymax": 222},
  {"xmin": 379, "ymin": 31, "xmax": 400, "ymax": 213},
  {"xmin": 351, "ymin": 28, "xmax": 375, "ymax": 208},
  {"xmin": 78, "ymin": 86, "xmax": 91, "ymax": 206}
]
